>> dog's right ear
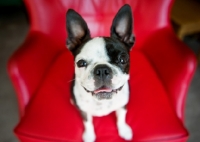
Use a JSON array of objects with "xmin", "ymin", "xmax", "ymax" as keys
[{"xmin": 66, "ymin": 9, "xmax": 91, "ymax": 52}]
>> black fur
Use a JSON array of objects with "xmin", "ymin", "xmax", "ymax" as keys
[
  {"xmin": 67, "ymin": 4, "xmax": 135, "ymax": 122},
  {"xmin": 66, "ymin": 9, "xmax": 91, "ymax": 53},
  {"xmin": 111, "ymin": 4, "xmax": 135, "ymax": 49},
  {"xmin": 104, "ymin": 37, "xmax": 130, "ymax": 74},
  {"xmin": 66, "ymin": 4, "xmax": 135, "ymax": 56}
]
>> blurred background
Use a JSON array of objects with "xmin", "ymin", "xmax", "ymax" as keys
[{"xmin": 0, "ymin": 0, "xmax": 200, "ymax": 141}]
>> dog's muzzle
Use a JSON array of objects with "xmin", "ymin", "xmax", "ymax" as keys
[
  {"xmin": 93, "ymin": 64, "xmax": 113, "ymax": 87},
  {"xmin": 84, "ymin": 64, "xmax": 124, "ymax": 100}
]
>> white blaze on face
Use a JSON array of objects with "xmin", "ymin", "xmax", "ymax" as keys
[
  {"xmin": 75, "ymin": 37, "xmax": 108, "ymax": 90},
  {"xmin": 75, "ymin": 37, "xmax": 109, "ymax": 62},
  {"xmin": 75, "ymin": 37, "xmax": 129, "ymax": 91},
  {"xmin": 75, "ymin": 37, "xmax": 109, "ymax": 64}
]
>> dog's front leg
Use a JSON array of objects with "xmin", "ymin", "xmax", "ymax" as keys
[
  {"xmin": 82, "ymin": 113, "xmax": 96, "ymax": 142},
  {"xmin": 116, "ymin": 107, "xmax": 133, "ymax": 140}
]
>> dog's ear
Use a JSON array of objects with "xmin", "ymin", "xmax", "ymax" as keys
[
  {"xmin": 66, "ymin": 9, "xmax": 90, "ymax": 52},
  {"xmin": 111, "ymin": 4, "xmax": 135, "ymax": 50}
]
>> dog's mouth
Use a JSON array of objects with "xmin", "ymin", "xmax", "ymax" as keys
[{"xmin": 83, "ymin": 85, "xmax": 124, "ymax": 100}]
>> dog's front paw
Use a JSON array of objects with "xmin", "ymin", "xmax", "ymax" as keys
[
  {"xmin": 118, "ymin": 123, "xmax": 133, "ymax": 140},
  {"xmin": 83, "ymin": 129, "xmax": 96, "ymax": 142}
]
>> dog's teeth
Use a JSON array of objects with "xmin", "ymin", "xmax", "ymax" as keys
[
  {"xmin": 97, "ymin": 94, "xmax": 101, "ymax": 99},
  {"xmin": 107, "ymin": 94, "xmax": 112, "ymax": 99}
]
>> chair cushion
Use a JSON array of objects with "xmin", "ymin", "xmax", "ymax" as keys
[{"xmin": 14, "ymin": 49, "xmax": 188, "ymax": 142}]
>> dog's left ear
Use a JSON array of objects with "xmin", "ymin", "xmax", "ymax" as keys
[{"xmin": 111, "ymin": 4, "xmax": 135, "ymax": 50}]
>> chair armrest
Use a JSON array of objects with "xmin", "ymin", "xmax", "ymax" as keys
[
  {"xmin": 7, "ymin": 31, "xmax": 66, "ymax": 116},
  {"xmin": 138, "ymin": 27, "xmax": 197, "ymax": 121}
]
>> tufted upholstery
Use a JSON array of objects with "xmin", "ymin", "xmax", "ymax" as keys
[{"xmin": 8, "ymin": 0, "xmax": 197, "ymax": 141}]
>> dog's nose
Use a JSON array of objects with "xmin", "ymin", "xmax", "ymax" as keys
[{"xmin": 94, "ymin": 65, "xmax": 112, "ymax": 80}]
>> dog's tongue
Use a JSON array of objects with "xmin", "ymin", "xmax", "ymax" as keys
[{"xmin": 94, "ymin": 87, "xmax": 112, "ymax": 94}]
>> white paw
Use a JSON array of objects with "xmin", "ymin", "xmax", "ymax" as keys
[
  {"xmin": 82, "ymin": 130, "xmax": 96, "ymax": 142},
  {"xmin": 118, "ymin": 123, "xmax": 133, "ymax": 140}
]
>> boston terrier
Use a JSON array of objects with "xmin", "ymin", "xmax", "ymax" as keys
[{"xmin": 66, "ymin": 4, "xmax": 135, "ymax": 142}]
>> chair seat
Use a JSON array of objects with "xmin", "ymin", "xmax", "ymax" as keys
[{"xmin": 14, "ymin": 48, "xmax": 188, "ymax": 142}]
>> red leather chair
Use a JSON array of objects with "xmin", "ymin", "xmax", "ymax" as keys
[{"xmin": 8, "ymin": 0, "xmax": 197, "ymax": 141}]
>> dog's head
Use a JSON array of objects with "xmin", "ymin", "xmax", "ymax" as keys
[{"xmin": 66, "ymin": 5, "xmax": 135, "ymax": 100}]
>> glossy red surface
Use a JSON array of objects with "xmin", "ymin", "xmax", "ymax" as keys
[{"xmin": 7, "ymin": 0, "xmax": 197, "ymax": 141}]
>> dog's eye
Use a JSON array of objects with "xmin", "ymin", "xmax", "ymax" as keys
[
  {"xmin": 118, "ymin": 53, "xmax": 129, "ymax": 64},
  {"xmin": 77, "ymin": 59, "xmax": 87, "ymax": 68}
]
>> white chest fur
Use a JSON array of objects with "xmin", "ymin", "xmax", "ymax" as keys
[{"xmin": 73, "ymin": 81, "xmax": 130, "ymax": 116}]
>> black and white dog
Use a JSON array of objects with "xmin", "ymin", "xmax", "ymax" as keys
[{"xmin": 66, "ymin": 4, "xmax": 135, "ymax": 142}]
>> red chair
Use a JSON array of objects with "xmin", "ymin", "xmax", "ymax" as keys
[{"xmin": 8, "ymin": 0, "xmax": 197, "ymax": 141}]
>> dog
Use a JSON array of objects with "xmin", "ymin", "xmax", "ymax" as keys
[{"xmin": 66, "ymin": 4, "xmax": 135, "ymax": 142}]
